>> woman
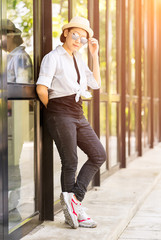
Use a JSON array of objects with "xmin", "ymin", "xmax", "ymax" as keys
[{"xmin": 36, "ymin": 16, "xmax": 106, "ymax": 229}]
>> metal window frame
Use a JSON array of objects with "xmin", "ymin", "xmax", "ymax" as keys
[
  {"xmin": 118, "ymin": 0, "xmax": 126, "ymax": 167},
  {"xmin": 39, "ymin": 0, "xmax": 53, "ymax": 221},
  {"xmin": 135, "ymin": 0, "xmax": 142, "ymax": 156},
  {"xmin": 0, "ymin": 4, "xmax": 8, "ymax": 240}
]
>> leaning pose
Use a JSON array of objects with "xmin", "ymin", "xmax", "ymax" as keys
[{"xmin": 36, "ymin": 16, "xmax": 106, "ymax": 229}]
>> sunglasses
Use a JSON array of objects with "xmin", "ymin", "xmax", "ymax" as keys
[{"xmin": 71, "ymin": 32, "xmax": 88, "ymax": 45}]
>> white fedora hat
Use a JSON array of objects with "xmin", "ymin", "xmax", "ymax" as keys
[
  {"xmin": 2, "ymin": 19, "xmax": 22, "ymax": 35},
  {"xmin": 62, "ymin": 16, "xmax": 93, "ymax": 38}
]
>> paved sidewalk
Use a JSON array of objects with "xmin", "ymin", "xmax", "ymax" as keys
[
  {"xmin": 118, "ymin": 178, "xmax": 161, "ymax": 240},
  {"xmin": 21, "ymin": 144, "xmax": 161, "ymax": 240}
]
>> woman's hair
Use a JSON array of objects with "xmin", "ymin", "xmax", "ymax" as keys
[
  {"xmin": 60, "ymin": 27, "xmax": 89, "ymax": 43},
  {"xmin": 60, "ymin": 27, "xmax": 73, "ymax": 43},
  {"xmin": 7, "ymin": 30, "xmax": 23, "ymax": 46},
  {"xmin": 13, "ymin": 35, "xmax": 23, "ymax": 46}
]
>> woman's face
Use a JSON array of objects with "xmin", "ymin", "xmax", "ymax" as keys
[
  {"xmin": 0, "ymin": 33, "xmax": 15, "ymax": 52},
  {"xmin": 63, "ymin": 27, "xmax": 88, "ymax": 55}
]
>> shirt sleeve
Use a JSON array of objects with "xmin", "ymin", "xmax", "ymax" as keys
[
  {"xmin": 83, "ymin": 62, "xmax": 101, "ymax": 89},
  {"xmin": 15, "ymin": 53, "xmax": 33, "ymax": 83},
  {"xmin": 36, "ymin": 52, "xmax": 56, "ymax": 88}
]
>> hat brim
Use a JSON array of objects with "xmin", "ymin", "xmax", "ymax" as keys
[
  {"xmin": 62, "ymin": 23, "xmax": 93, "ymax": 38},
  {"xmin": 15, "ymin": 28, "xmax": 22, "ymax": 34}
]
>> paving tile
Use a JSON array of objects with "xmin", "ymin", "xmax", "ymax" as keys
[
  {"xmin": 124, "ymin": 216, "xmax": 161, "ymax": 231},
  {"xmin": 120, "ymin": 229, "xmax": 161, "ymax": 240}
]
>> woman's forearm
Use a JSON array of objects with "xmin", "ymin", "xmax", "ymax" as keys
[{"xmin": 36, "ymin": 85, "xmax": 49, "ymax": 107}]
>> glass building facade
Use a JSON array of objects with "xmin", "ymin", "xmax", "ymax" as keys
[{"xmin": 0, "ymin": 0, "xmax": 161, "ymax": 239}]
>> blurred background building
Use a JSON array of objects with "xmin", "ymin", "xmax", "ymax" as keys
[{"xmin": 0, "ymin": 0, "xmax": 161, "ymax": 239}]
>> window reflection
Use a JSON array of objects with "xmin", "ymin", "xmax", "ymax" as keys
[
  {"xmin": 100, "ymin": 102, "xmax": 107, "ymax": 173},
  {"xmin": 72, "ymin": 0, "xmax": 88, "ymax": 18},
  {"xmin": 125, "ymin": 103, "xmax": 129, "ymax": 158},
  {"xmin": 72, "ymin": 0, "xmax": 88, "ymax": 61},
  {"xmin": 108, "ymin": 0, "xmax": 117, "ymax": 94},
  {"xmin": 130, "ymin": 103, "xmax": 137, "ymax": 155},
  {"xmin": 2, "ymin": 0, "xmax": 34, "ymax": 84},
  {"xmin": 52, "ymin": 0, "xmax": 68, "ymax": 49},
  {"xmin": 6, "ymin": 0, "xmax": 35, "ymax": 231},
  {"xmin": 129, "ymin": 1, "xmax": 136, "ymax": 95},
  {"xmin": 8, "ymin": 100, "xmax": 35, "ymax": 230},
  {"xmin": 142, "ymin": 103, "xmax": 150, "ymax": 148},
  {"xmin": 109, "ymin": 102, "xmax": 118, "ymax": 167},
  {"xmin": 1, "ymin": 19, "xmax": 33, "ymax": 83},
  {"xmin": 99, "ymin": 0, "xmax": 107, "ymax": 93}
]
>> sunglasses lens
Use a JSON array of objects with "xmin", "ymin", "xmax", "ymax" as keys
[
  {"xmin": 72, "ymin": 33, "xmax": 79, "ymax": 40},
  {"xmin": 72, "ymin": 32, "xmax": 87, "ymax": 45},
  {"xmin": 81, "ymin": 38, "xmax": 88, "ymax": 45}
]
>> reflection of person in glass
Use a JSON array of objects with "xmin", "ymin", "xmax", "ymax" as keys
[
  {"xmin": 1, "ymin": 20, "xmax": 33, "ymax": 223},
  {"xmin": 1, "ymin": 19, "xmax": 32, "ymax": 83}
]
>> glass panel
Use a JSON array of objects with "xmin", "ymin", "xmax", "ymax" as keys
[
  {"xmin": 129, "ymin": 1, "xmax": 136, "ymax": 95},
  {"xmin": 154, "ymin": 102, "xmax": 159, "ymax": 143},
  {"xmin": 126, "ymin": 0, "xmax": 130, "ymax": 95},
  {"xmin": 130, "ymin": 102, "xmax": 137, "ymax": 155},
  {"xmin": 54, "ymin": 143, "xmax": 61, "ymax": 201},
  {"xmin": 143, "ymin": 0, "xmax": 150, "ymax": 97},
  {"xmin": 82, "ymin": 101, "xmax": 91, "ymax": 122},
  {"xmin": 8, "ymin": 100, "xmax": 35, "ymax": 231},
  {"xmin": 153, "ymin": 0, "xmax": 159, "ymax": 144},
  {"xmin": 141, "ymin": 0, "xmax": 150, "ymax": 150},
  {"xmin": 125, "ymin": 103, "xmax": 130, "ymax": 158},
  {"xmin": 100, "ymin": 102, "xmax": 107, "ymax": 173},
  {"xmin": 153, "ymin": 0, "xmax": 159, "ymax": 99},
  {"xmin": 52, "ymin": 0, "xmax": 68, "ymax": 49},
  {"xmin": 72, "ymin": 0, "xmax": 88, "ymax": 61},
  {"xmin": 72, "ymin": 0, "xmax": 87, "ymax": 18},
  {"xmin": 99, "ymin": 0, "xmax": 107, "ymax": 93},
  {"xmin": 141, "ymin": 0, "xmax": 145, "ymax": 96},
  {"xmin": 142, "ymin": 103, "xmax": 150, "ymax": 148},
  {"xmin": 108, "ymin": 0, "xmax": 117, "ymax": 94},
  {"xmin": 5, "ymin": 0, "xmax": 34, "ymax": 84},
  {"xmin": 109, "ymin": 102, "xmax": 118, "ymax": 167}
]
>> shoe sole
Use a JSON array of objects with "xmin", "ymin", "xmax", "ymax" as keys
[
  {"xmin": 60, "ymin": 193, "xmax": 78, "ymax": 229},
  {"xmin": 79, "ymin": 223, "xmax": 97, "ymax": 228}
]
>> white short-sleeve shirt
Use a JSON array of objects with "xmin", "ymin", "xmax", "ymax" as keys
[{"xmin": 36, "ymin": 45, "xmax": 100, "ymax": 102}]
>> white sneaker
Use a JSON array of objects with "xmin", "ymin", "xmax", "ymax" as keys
[
  {"xmin": 60, "ymin": 192, "xmax": 79, "ymax": 229},
  {"xmin": 78, "ymin": 204, "xmax": 97, "ymax": 228}
]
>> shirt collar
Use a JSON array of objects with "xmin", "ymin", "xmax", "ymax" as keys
[
  {"xmin": 56, "ymin": 45, "xmax": 77, "ymax": 57},
  {"xmin": 9, "ymin": 45, "xmax": 25, "ymax": 55},
  {"xmin": 56, "ymin": 45, "xmax": 69, "ymax": 55}
]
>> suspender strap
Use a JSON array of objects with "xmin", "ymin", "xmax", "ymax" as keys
[{"xmin": 73, "ymin": 55, "xmax": 80, "ymax": 84}]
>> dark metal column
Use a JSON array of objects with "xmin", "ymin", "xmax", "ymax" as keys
[
  {"xmin": 90, "ymin": 0, "xmax": 100, "ymax": 186},
  {"xmin": 40, "ymin": 0, "xmax": 54, "ymax": 221},
  {"xmin": 120, "ymin": 0, "xmax": 126, "ymax": 167}
]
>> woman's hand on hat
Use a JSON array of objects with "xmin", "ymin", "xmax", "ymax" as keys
[{"xmin": 88, "ymin": 38, "xmax": 99, "ymax": 57}]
